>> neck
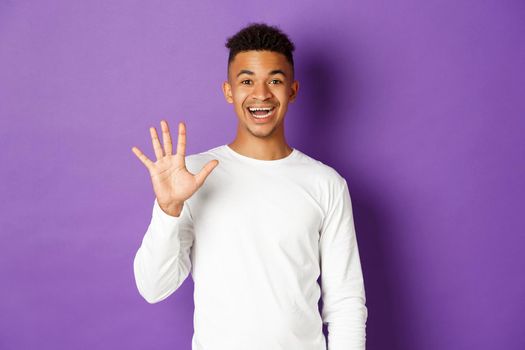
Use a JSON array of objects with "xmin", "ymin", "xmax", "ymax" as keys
[{"xmin": 227, "ymin": 137, "xmax": 293, "ymax": 161}]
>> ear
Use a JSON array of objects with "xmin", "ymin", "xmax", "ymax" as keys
[
  {"xmin": 222, "ymin": 81, "xmax": 234, "ymax": 104},
  {"xmin": 289, "ymin": 80, "xmax": 299, "ymax": 103}
]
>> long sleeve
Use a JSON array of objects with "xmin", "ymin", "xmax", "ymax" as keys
[
  {"xmin": 319, "ymin": 178, "xmax": 368, "ymax": 350},
  {"xmin": 133, "ymin": 197, "xmax": 195, "ymax": 304}
]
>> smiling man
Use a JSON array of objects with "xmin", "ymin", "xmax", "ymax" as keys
[{"xmin": 132, "ymin": 23, "xmax": 368, "ymax": 350}]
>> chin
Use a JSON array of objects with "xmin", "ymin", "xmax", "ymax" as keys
[{"xmin": 249, "ymin": 129, "xmax": 276, "ymax": 138}]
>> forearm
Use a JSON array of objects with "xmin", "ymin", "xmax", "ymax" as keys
[
  {"xmin": 323, "ymin": 289, "xmax": 368, "ymax": 349},
  {"xmin": 133, "ymin": 198, "xmax": 193, "ymax": 303},
  {"xmin": 322, "ymin": 243, "xmax": 368, "ymax": 349}
]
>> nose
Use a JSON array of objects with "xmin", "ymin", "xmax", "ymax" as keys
[{"xmin": 252, "ymin": 81, "xmax": 273, "ymax": 101}]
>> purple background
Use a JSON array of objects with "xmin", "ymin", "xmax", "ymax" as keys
[{"xmin": 1, "ymin": 1, "xmax": 524, "ymax": 349}]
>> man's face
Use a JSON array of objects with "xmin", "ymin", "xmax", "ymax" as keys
[{"xmin": 222, "ymin": 50, "xmax": 299, "ymax": 139}]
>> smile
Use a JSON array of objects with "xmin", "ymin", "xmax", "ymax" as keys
[{"xmin": 247, "ymin": 106, "xmax": 275, "ymax": 119}]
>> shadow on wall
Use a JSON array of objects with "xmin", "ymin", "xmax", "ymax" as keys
[
  {"xmin": 295, "ymin": 43, "xmax": 411, "ymax": 350},
  {"xmin": 293, "ymin": 43, "xmax": 359, "ymax": 165}
]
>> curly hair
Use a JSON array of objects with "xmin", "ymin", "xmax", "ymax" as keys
[{"xmin": 225, "ymin": 23, "xmax": 295, "ymax": 71}]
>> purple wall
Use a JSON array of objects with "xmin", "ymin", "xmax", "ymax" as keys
[{"xmin": 1, "ymin": 1, "xmax": 524, "ymax": 349}]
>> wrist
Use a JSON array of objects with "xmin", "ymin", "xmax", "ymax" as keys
[{"xmin": 158, "ymin": 201, "xmax": 184, "ymax": 217}]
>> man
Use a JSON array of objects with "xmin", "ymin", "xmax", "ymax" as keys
[{"xmin": 131, "ymin": 23, "xmax": 368, "ymax": 350}]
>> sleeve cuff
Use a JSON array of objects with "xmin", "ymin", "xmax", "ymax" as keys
[{"xmin": 152, "ymin": 198, "xmax": 184, "ymax": 234}]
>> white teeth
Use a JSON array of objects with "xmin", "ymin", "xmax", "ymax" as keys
[
  {"xmin": 248, "ymin": 107, "xmax": 273, "ymax": 112},
  {"xmin": 251, "ymin": 110, "xmax": 273, "ymax": 118},
  {"xmin": 247, "ymin": 106, "xmax": 275, "ymax": 119}
]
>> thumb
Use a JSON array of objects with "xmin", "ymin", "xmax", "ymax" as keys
[{"xmin": 194, "ymin": 159, "xmax": 219, "ymax": 188}]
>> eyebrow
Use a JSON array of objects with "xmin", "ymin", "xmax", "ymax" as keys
[{"xmin": 236, "ymin": 69, "xmax": 287, "ymax": 78}]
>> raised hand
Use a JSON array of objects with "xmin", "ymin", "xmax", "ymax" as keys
[{"xmin": 131, "ymin": 120, "xmax": 219, "ymax": 217}]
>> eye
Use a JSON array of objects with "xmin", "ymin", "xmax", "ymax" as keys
[
  {"xmin": 270, "ymin": 79, "xmax": 282, "ymax": 84},
  {"xmin": 241, "ymin": 79, "xmax": 252, "ymax": 85}
]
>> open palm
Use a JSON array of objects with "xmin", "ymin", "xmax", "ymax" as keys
[{"xmin": 131, "ymin": 120, "xmax": 219, "ymax": 216}]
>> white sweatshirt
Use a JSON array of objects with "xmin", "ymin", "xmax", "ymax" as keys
[{"xmin": 133, "ymin": 144, "xmax": 368, "ymax": 350}]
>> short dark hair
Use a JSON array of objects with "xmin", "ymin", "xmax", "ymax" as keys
[{"xmin": 225, "ymin": 23, "xmax": 295, "ymax": 72}]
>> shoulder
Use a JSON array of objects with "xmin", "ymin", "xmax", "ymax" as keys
[{"xmin": 294, "ymin": 149, "xmax": 348, "ymax": 192}]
